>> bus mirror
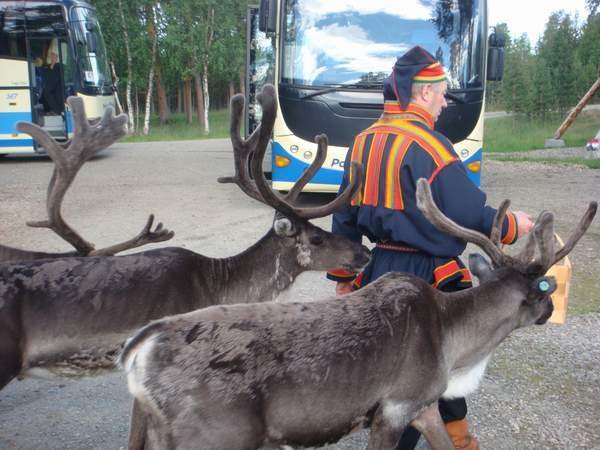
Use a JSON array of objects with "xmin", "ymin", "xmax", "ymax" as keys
[
  {"xmin": 259, "ymin": 0, "xmax": 277, "ymax": 33},
  {"xmin": 488, "ymin": 31, "xmax": 506, "ymax": 48},
  {"xmin": 486, "ymin": 47, "xmax": 504, "ymax": 81}
]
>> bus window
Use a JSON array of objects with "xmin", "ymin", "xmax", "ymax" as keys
[
  {"xmin": 70, "ymin": 7, "xmax": 112, "ymax": 95},
  {"xmin": 60, "ymin": 41, "xmax": 74, "ymax": 95},
  {"xmin": 24, "ymin": 4, "xmax": 67, "ymax": 36},
  {"xmin": 0, "ymin": 4, "xmax": 26, "ymax": 59}
]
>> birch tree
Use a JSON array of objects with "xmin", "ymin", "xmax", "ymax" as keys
[{"xmin": 117, "ymin": 0, "xmax": 135, "ymax": 133}]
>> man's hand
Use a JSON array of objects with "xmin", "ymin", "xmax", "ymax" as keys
[
  {"xmin": 336, "ymin": 281, "xmax": 354, "ymax": 296},
  {"xmin": 514, "ymin": 210, "xmax": 534, "ymax": 237}
]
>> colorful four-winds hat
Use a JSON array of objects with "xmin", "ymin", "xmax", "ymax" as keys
[{"xmin": 383, "ymin": 46, "xmax": 447, "ymax": 109}]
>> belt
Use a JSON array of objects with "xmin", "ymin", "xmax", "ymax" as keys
[{"xmin": 376, "ymin": 242, "xmax": 419, "ymax": 252}]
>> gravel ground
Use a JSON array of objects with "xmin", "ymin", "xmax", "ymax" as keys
[{"xmin": 0, "ymin": 144, "xmax": 599, "ymax": 449}]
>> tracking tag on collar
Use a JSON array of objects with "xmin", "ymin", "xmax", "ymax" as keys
[{"xmin": 538, "ymin": 279, "xmax": 551, "ymax": 292}]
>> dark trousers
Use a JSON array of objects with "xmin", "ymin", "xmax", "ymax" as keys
[{"xmin": 395, "ymin": 397, "xmax": 467, "ymax": 449}]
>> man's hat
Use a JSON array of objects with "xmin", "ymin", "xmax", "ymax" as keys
[{"xmin": 383, "ymin": 46, "xmax": 447, "ymax": 109}]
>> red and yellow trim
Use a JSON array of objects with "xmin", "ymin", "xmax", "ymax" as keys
[
  {"xmin": 363, "ymin": 133, "xmax": 387, "ymax": 206},
  {"xmin": 382, "ymin": 102, "xmax": 435, "ymax": 129},
  {"xmin": 327, "ymin": 268, "xmax": 357, "ymax": 281},
  {"xmin": 384, "ymin": 135, "xmax": 411, "ymax": 210},
  {"xmin": 349, "ymin": 133, "xmax": 368, "ymax": 206},
  {"xmin": 501, "ymin": 212, "xmax": 518, "ymax": 245},
  {"xmin": 432, "ymin": 260, "xmax": 472, "ymax": 289},
  {"xmin": 413, "ymin": 62, "xmax": 447, "ymax": 84}
]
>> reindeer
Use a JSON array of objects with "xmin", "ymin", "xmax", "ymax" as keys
[
  {"xmin": 0, "ymin": 97, "xmax": 174, "ymax": 263},
  {"xmin": 0, "ymin": 85, "xmax": 369, "ymax": 393},
  {"xmin": 120, "ymin": 178, "xmax": 596, "ymax": 450}
]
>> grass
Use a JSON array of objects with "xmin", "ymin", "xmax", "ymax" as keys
[
  {"xmin": 122, "ymin": 110, "xmax": 229, "ymax": 143},
  {"xmin": 484, "ymin": 110, "xmax": 600, "ymax": 153},
  {"xmin": 487, "ymin": 155, "xmax": 600, "ymax": 169}
]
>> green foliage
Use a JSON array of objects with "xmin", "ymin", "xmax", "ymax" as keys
[
  {"xmin": 484, "ymin": 111, "xmax": 600, "ymax": 153},
  {"xmin": 487, "ymin": 10, "xmax": 598, "ymax": 119},
  {"xmin": 123, "ymin": 109, "xmax": 230, "ymax": 142},
  {"xmin": 537, "ymin": 12, "xmax": 580, "ymax": 113}
]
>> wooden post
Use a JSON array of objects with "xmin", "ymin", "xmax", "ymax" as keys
[{"xmin": 553, "ymin": 77, "xmax": 600, "ymax": 139}]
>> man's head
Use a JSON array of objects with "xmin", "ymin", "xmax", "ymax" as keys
[{"xmin": 383, "ymin": 46, "xmax": 448, "ymax": 122}]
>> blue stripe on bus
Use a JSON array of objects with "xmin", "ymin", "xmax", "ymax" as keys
[
  {"xmin": 0, "ymin": 139, "xmax": 33, "ymax": 147},
  {"xmin": 271, "ymin": 141, "xmax": 343, "ymax": 186},
  {"xmin": 66, "ymin": 111, "xmax": 73, "ymax": 133},
  {"xmin": 272, "ymin": 141, "xmax": 483, "ymax": 188},
  {"xmin": 0, "ymin": 112, "xmax": 33, "ymax": 134},
  {"xmin": 463, "ymin": 148, "xmax": 482, "ymax": 187}
]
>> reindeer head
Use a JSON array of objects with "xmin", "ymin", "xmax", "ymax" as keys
[
  {"xmin": 416, "ymin": 178, "xmax": 597, "ymax": 327},
  {"xmin": 219, "ymin": 84, "xmax": 371, "ymax": 274}
]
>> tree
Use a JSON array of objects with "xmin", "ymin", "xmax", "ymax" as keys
[
  {"xmin": 501, "ymin": 34, "xmax": 534, "ymax": 114},
  {"xmin": 537, "ymin": 12, "xmax": 580, "ymax": 113}
]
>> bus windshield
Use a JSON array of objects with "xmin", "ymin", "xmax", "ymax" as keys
[
  {"xmin": 70, "ymin": 6, "xmax": 111, "ymax": 94},
  {"xmin": 281, "ymin": 0, "xmax": 485, "ymax": 90}
]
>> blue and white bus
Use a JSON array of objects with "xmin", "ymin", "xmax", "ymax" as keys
[
  {"xmin": 1, "ymin": 0, "xmax": 115, "ymax": 155},
  {"xmin": 246, "ymin": 0, "xmax": 505, "ymax": 191}
]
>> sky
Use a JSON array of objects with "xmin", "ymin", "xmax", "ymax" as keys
[{"xmin": 488, "ymin": 0, "xmax": 590, "ymax": 45}]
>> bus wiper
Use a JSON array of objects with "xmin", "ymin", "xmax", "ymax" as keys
[
  {"xmin": 445, "ymin": 92, "xmax": 467, "ymax": 104},
  {"xmin": 301, "ymin": 82, "xmax": 384, "ymax": 100}
]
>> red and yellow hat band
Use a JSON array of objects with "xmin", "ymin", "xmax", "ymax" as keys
[{"xmin": 413, "ymin": 62, "xmax": 447, "ymax": 83}]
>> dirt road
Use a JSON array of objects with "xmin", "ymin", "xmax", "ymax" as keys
[{"xmin": 0, "ymin": 141, "xmax": 598, "ymax": 449}]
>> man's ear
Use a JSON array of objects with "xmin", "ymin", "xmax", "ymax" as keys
[{"xmin": 421, "ymin": 83, "xmax": 434, "ymax": 103}]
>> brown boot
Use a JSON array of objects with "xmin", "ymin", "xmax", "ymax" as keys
[{"xmin": 445, "ymin": 418, "xmax": 480, "ymax": 450}]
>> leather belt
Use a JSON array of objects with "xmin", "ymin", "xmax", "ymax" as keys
[{"xmin": 376, "ymin": 242, "xmax": 419, "ymax": 252}]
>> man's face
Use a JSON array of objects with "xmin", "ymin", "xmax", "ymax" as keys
[
  {"xmin": 412, "ymin": 81, "xmax": 448, "ymax": 123},
  {"xmin": 429, "ymin": 81, "xmax": 448, "ymax": 122}
]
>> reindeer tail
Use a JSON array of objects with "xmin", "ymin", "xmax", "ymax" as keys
[{"xmin": 119, "ymin": 320, "xmax": 167, "ymax": 373}]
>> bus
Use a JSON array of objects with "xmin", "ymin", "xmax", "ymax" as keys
[
  {"xmin": 246, "ymin": 0, "xmax": 505, "ymax": 191},
  {"xmin": 0, "ymin": 0, "xmax": 114, "ymax": 155}
]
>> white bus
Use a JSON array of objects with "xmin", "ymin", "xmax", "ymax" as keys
[
  {"xmin": 246, "ymin": 0, "xmax": 505, "ymax": 190},
  {"xmin": 1, "ymin": 0, "xmax": 115, "ymax": 155}
]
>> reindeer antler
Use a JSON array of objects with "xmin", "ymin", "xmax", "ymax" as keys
[
  {"xmin": 416, "ymin": 178, "xmax": 509, "ymax": 267},
  {"xmin": 416, "ymin": 178, "xmax": 597, "ymax": 274},
  {"xmin": 16, "ymin": 97, "xmax": 174, "ymax": 255},
  {"xmin": 220, "ymin": 84, "xmax": 364, "ymax": 220}
]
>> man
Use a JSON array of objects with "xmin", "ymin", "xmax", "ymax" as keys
[{"xmin": 327, "ymin": 46, "xmax": 534, "ymax": 450}]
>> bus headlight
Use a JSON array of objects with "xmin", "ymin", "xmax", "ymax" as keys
[
  {"xmin": 466, "ymin": 161, "xmax": 481, "ymax": 173},
  {"xmin": 290, "ymin": 145, "xmax": 299, "ymax": 153},
  {"xmin": 275, "ymin": 155, "xmax": 291, "ymax": 168},
  {"xmin": 303, "ymin": 151, "xmax": 313, "ymax": 160}
]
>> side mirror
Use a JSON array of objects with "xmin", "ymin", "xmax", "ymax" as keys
[
  {"xmin": 259, "ymin": 0, "xmax": 277, "ymax": 33},
  {"xmin": 487, "ymin": 31, "xmax": 506, "ymax": 82}
]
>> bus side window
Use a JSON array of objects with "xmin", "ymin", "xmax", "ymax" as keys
[{"xmin": 0, "ymin": 6, "xmax": 26, "ymax": 59}]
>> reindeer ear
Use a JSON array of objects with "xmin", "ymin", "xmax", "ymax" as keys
[
  {"xmin": 469, "ymin": 253, "xmax": 493, "ymax": 282},
  {"xmin": 273, "ymin": 216, "xmax": 296, "ymax": 237}
]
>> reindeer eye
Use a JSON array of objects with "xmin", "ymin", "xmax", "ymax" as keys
[{"xmin": 309, "ymin": 235, "xmax": 324, "ymax": 246}]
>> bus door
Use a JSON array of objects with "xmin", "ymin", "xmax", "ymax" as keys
[
  {"xmin": 24, "ymin": 3, "xmax": 70, "ymax": 145},
  {"xmin": 246, "ymin": 6, "xmax": 275, "ymax": 172},
  {"xmin": 0, "ymin": 2, "xmax": 33, "ymax": 154}
]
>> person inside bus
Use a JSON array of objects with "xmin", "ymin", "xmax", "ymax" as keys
[
  {"xmin": 40, "ymin": 41, "xmax": 64, "ymax": 116},
  {"xmin": 326, "ymin": 46, "xmax": 534, "ymax": 450}
]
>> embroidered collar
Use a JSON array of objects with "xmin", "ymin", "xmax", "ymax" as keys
[{"xmin": 381, "ymin": 101, "xmax": 434, "ymax": 129}]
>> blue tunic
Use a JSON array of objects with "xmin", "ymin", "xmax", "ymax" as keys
[{"xmin": 327, "ymin": 102, "xmax": 518, "ymax": 290}]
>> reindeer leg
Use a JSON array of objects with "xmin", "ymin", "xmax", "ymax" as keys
[
  {"xmin": 367, "ymin": 403, "xmax": 412, "ymax": 450},
  {"xmin": 127, "ymin": 399, "xmax": 147, "ymax": 450},
  {"xmin": 0, "ymin": 303, "xmax": 23, "ymax": 390},
  {"xmin": 410, "ymin": 402, "xmax": 454, "ymax": 450}
]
